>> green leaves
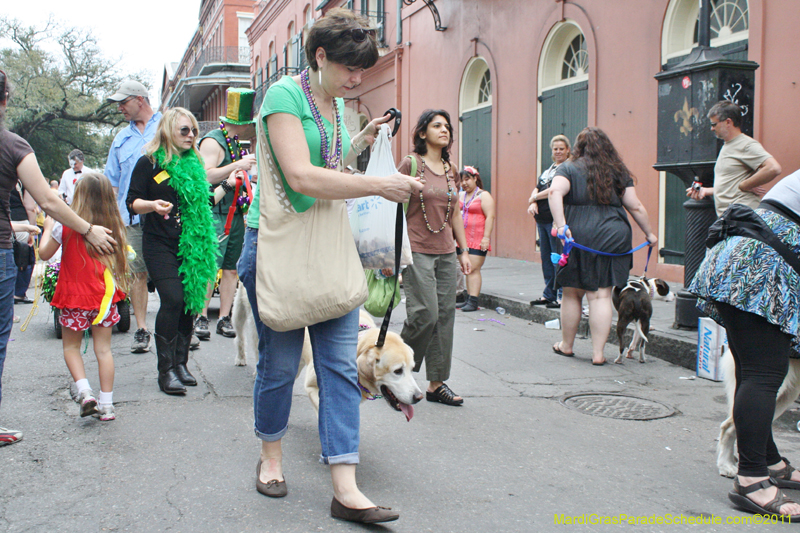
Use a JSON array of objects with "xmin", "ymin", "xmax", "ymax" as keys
[{"xmin": 0, "ymin": 16, "xmax": 148, "ymax": 179}]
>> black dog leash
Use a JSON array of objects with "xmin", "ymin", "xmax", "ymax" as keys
[
  {"xmin": 375, "ymin": 203, "xmax": 403, "ymax": 348},
  {"xmin": 374, "ymin": 109, "xmax": 403, "ymax": 349}
]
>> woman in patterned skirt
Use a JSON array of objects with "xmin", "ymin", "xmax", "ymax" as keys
[{"xmin": 690, "ymin": 168, "xmax": 800, "ymax": 520}]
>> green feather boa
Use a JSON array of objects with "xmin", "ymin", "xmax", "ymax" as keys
[{"xmin": 152, "ymin": 147, "xmax": 218, "ymax": 315}]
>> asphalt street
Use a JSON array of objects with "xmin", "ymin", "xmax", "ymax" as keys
[{"xmin": 3, "ymin": 294, "xmax": 800, "ymax": 532}]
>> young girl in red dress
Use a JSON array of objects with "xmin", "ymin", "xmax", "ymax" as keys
[{"xmin": 39, "ymin": 173, "xmax": 128, "ymax": 421}]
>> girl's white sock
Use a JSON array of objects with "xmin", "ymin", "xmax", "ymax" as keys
[
  {"xmin": 98, "ymin": 391, "xmax": 113, "ymax": 407},
  {"xmin": 75, "ymin": 378, "xmax": 91, "ymax": 394}
]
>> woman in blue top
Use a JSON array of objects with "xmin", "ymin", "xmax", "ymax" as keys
[{"xmin": 245, "ymin": 8, "xmax": 422, "ymax": 525}]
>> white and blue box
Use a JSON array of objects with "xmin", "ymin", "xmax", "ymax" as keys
[{"xmin": 696, "ymin": 317, "xmax": 728, "ymax": 381}]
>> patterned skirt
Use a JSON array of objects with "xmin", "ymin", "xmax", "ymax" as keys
[
  {"xmin": 60, "ymin": 304, "xmax": 120, "ymax": 332},
  {"xmin": 688, "ymin": 208, "xmax": 800, "ymax": 347}
]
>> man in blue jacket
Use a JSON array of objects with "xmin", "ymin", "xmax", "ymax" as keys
[{"xmin": 105, "ymin": 80, "xmax": 161, "ymax": 354}]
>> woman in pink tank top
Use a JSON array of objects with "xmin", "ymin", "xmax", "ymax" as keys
[{"xmin": 457, "ymin": 166, "xmax": 495, "ymax": 312}]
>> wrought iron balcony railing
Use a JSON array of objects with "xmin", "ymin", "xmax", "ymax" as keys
[{"xmin": 189, "ymin": 46, "xmax": 250, "ymax": 78}]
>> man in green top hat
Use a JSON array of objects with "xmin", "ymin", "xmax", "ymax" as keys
[{"xmin": 196, "ymin": 87, "xmax": 257, "ymax": 339}]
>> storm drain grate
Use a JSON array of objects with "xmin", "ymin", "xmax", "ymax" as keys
[{"xmin": 560, "ymin": 393, "xmax": 675, "ymax": 420}]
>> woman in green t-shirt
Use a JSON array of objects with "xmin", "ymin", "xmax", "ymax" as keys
[{"xmin": 243, "ymin": 8, "xmax": 422, "ymax": 525}]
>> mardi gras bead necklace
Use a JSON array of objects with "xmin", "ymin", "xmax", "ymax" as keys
[
  {"xmin": 300, "ymin": 67, "xmax": 343, "ymax": 169},
  {"xmin": 417, "ymin": 156, "xmax": 453, "ymax": 234},
  {"xmin": 218, "ymin": 121, "xmax": 251, "ymax": 213},
  {"xmin": 219, "ymin": 121, "xmax": 248, "ymax": 161},
  {"xmin": 461, "ymin": 186, "xmax": 481, "ymax": 228}
]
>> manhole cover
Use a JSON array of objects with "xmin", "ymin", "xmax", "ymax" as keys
[{"xmin": 560, "ymin": 393, "xmax": 675, "ymax": 420}]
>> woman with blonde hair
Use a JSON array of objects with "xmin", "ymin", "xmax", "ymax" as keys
[
  {"xmin": 127, "ymin": 107, "xmax": 235, "ymax": 395},
  {"xmin": 528, "ymin": 134, "xmax": 571, "ymax": 308}
]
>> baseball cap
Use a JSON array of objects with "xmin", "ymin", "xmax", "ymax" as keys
[{"xmin": 107, "ymin": 80, "xmax": 149, "ymax": 102}]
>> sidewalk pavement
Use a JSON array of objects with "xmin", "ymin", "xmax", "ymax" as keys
[{"xmin": 477, "ymin": 256, "xmax": 700, "ymax": 370}]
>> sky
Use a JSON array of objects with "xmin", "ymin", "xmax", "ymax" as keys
[{"xmin": 2, "ymin": 0, "xmax": 202, "ymax": 105}]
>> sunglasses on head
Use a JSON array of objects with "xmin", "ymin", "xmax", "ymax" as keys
[
  {"xmin": 348, "ymin": 27, "xmax": 376, "ymax": 43},
  {"xmin": 179, "ymin": 126, "xmax": 198, "ymax": 137}
]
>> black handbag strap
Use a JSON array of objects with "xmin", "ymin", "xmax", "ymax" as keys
[
  {"xmin": 375, "ymin": 203, "xmax": 403, "ymax": 348},
  {"xmin": 708, "ymin": 204, "xmax": 800, "ymax": 274}
]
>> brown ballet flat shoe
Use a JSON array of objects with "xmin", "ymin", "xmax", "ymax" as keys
[
  {"xmin": 256, "ymin": 459, "xmax": 287, "ymax": 498},
  {"xmin": 330, "ymin": 497, "xmax": 399, "ymax": 524}
]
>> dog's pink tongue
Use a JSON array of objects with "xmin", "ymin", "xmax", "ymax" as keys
[{"xmin": 400, "ymin": 403, "xmax": 414, "ymax": 422}]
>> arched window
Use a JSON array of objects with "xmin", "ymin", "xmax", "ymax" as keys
[
  {"xmin": 538, "ymin": 21, "xmax": 589, "ymax": 174},
  {"xmin": 477, "ymin": 70, "xmax": 491, "ymax": 105},
  {"xmin": 539, "ymin": 21, "xmax": 589, "ymax": 88},
  {"xmin": 561, "ymin": 34, "xmax": 588, "ymax": 80},
  {"xmin": 459, "ymin": 57, "xmax": 493, "ymax": 190},
  {"xmin": 663, "ymin": 0, "xmax": 749, "ymax": 65}
]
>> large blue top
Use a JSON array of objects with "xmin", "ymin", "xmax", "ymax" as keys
[{"xmin": 104, "ymin": 111, "xmax": 162, "ymax": 225}]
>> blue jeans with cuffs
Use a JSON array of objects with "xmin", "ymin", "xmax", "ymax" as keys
[{"xmin": 238, "ymin": 227, "xmax": 361, "ymax": 464}]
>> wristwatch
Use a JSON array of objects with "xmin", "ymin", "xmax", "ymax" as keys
[{"xmin": 457, "ymin": 247, "xmax": 467, "ymax": 255}]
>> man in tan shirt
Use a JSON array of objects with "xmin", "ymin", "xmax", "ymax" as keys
[{"xmin": 687, "ymin": 100, "xmax": 781, "ymax": 216}]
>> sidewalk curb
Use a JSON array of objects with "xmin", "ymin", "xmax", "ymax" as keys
[{"xmin": 478, "ymin": 292, "xmax": 699, "ymax": 371}]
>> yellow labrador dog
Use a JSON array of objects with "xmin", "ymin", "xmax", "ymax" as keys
[
  {"xmin": 232, "ymin": 286, "xmax": 423, "ymax": 421},
  {"xmin": 717, "ymin": 347, "xmax": 800, "ymax": 477}
]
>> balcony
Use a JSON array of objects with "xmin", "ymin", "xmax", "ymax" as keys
[
  {"xmin": 254, "ymin": 67, "xmax": 301, "ymax": 111},
  {"xmin": 190, "ymin": 46, "xmax": 250, "ymax": 77}
]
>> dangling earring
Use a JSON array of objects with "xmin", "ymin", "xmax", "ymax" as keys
[{"xmin": 318, "ymin": 68, "xmax": 322, "ymax": 88}]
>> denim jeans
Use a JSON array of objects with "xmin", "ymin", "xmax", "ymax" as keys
[
  {"xmin": 238, "ymin": 227, "xmax": 361, "ymax": 465},
  {"xmin": 0, "ymin": 248, "xmax": 18, "ymax": 407},
  {"xmin": 537, "ymin": 222, "xmax": 562, "ymax": 302},
  {"xmin": 14, "ymin": 263, "xmax": 32, "ymax": 298}
]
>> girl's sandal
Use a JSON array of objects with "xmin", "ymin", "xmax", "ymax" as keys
[
  {"xmin": 728, "ymin": 478, "xmax": 800, "ymax": 521},
  {"xmin": 426, "ymin": 384, "xmax": 464, "ymax": 406}
]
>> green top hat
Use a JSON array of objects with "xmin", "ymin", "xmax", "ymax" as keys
[{"xmin": 220, "ymin": 88, "xmax": 256, "ymax": 125}]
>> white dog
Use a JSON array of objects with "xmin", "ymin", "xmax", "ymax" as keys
[
  {"xmin": 717, "ymin": 347, "xmax": 800, "ymax": 477},
  {"xmin": 231, "ymin": 285, "xmax": 423, "ymax": 420}
]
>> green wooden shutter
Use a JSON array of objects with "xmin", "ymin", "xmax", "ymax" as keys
[{"xmin": 460, "ymin": 106, "xmax": 492, "ymax": 192}]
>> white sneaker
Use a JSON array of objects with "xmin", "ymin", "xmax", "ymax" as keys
[
  {"xmin": 95, "ymin": 404, "xmax": 115, "ymax": 421},
  {"xmin": 78, "ymin": 389, "xmax": 98, "ymax": 418}
]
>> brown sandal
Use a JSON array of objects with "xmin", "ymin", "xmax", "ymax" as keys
[
  {"xmin": 769, "ymin": 457, "xmax": 800, "ymax": 490},
  {"xmin": 728, "ymin": 478, "xmax": 800, "ymax": 520}
]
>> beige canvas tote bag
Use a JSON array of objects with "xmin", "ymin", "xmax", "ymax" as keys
[{"xmin": 254, "ymin": 116, "xmax": 367, "ymax": 332}]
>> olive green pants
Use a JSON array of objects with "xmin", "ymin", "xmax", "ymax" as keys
[{"xmin": 401, "ymin": 252, "xmax": 458, "ymax": 382}]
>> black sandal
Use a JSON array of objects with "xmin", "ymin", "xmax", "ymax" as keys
[
  {"xmin": 770, "ymin": 457, "xmax": 800, "ymax": 490},
  {"xmin": 530, "ymin": 297, "xmax": 549, "ymax": 306},
  {"xmin": 426, "ymin": 384, "xmax": 464, "ymax": 406},
  {"xmin": 728, "ymin": 478, "xmax": 800, "ymax": 521}
]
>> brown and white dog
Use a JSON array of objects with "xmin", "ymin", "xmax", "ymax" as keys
[
  {"xmin": 231, "ymin": 286, "xmax": 423, "ymax": 421},
  {"xmin": 716, "ymin": 348, "xmax": 800, "ymax": 477},
  {"xmin": 644, "ymin": 278, "xmax": 675, "ymax": 302},
  {"xmin": 611, "ymin": 278, "xmax": 654, "ymax": 364}
]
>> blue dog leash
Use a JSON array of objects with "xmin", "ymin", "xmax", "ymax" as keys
[{"xmin": 551, "ymin": 224, "xmax": 653, "ymax": 273}]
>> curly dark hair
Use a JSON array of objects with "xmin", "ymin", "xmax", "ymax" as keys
[
  {"xmin": 411, "ymin": 109, "xmax": 453, "ymax": 162},
  {"xmin": 571, "ymin": 127, "xmax": 634, "ymax": 205}
]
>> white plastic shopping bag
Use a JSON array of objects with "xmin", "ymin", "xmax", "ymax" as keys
[{"xmin": 353, "ymin": 124, "xmax": 413, "ymax": 270}]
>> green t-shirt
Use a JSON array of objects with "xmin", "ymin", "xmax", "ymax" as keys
[{"xmin": 248, "ymin": 75, "xmax": 351, "ymax": 228}]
